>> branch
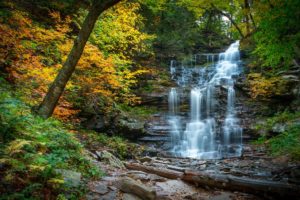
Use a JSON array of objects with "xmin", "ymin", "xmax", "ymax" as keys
[{"xmin": 211, "ymin": 4, "xmax": 244, "ymax": 38}]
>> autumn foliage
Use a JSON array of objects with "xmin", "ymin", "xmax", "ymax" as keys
[{"xmin": 0, "ymin": 2, "xmax": 151, "ymax": 121}]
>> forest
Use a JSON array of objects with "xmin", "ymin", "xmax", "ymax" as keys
[{"xmin": 0, "ymin": 0, "xmax": 299, "ymax": 199}]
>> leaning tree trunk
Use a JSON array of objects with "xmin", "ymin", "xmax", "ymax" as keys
[{"xmin": 37, "ymin": 0, "xmax": 122, "ymax": 119}]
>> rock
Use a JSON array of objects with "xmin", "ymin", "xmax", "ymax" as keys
[
  {"xmin": 156, "ymin": 180, "xmax": 198, "ymax": 195},
  {"xmin": 148, "ymin": 174, "xmax": 167, "ymax": 182},
  {"xmin": 54, "ymin": 169, "xmax": 81, "ymax": 187},
  {"xmin": 88, "ymin": 181, "xmax": 109, "ymax": 194},
  {"xmin": 183, "ymin": 193, "xmax": 199, "ymax": 200},
  {"xmin": 126, "ymin": 171, "xmax": 167, "ymax": 182},
  {"xmin": 272, "ymin": 123, "xmax": 286, "ymax": 133},
  {"xmin": 127, "ymin": 172, "xmax": 150, "ymax": 181},
  {"xmin": 99, "ymin": 190, "xmax": 117, "ymax": 200},
  {"xmin": 96, "ymin": 150, "xmax": 125, "ymax": 169},
  {"xmin": 114, "ymin": 116, "xmax": 146, "ymax": 139},
  {"xmin": 116, "ymin": 177, "xmax": 156, "ymax": 200},
  {"xmin": 86, "ymin": 192, "xmax": 101, "ymax": 200},
  {"xmin": 123, "ymin": 193, "xmax": 142, "ymax": 200},
  {"xmin": 281, "ymin": 75, "xmax": 299, "ymax": 82},
  {"xmin": 290, "ymin": 166, "xmax": 300, "ymax": 184},
  {"xmin": 83, "ymin": 114, "xmax": 106, "ymax": 130}
]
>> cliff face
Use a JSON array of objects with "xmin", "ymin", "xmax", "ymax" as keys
[{"xmin": 137, "ymin": 50, "xmax": 300, "ymax": 153}]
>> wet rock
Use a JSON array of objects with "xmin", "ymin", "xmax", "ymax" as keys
[
  {"xmin": 54, "ymin": 169, "xmax": 81, "ymax": 187},
  {"xmin": 116, "ymin": 177, "xmax": 156, "ymax": 200},
  {"xmin": 96, "ymin": 150, "xmax": 125, "ymax": 169}
]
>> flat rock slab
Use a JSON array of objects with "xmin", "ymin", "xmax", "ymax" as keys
[{"xmin": 155, "ymin": 180, "xmax": 198, "ymax": 196}]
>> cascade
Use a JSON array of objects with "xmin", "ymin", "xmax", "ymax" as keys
[
  {"xmin": 168, "ymin": 88, "xmax": 181, "ymax": 148},
  {"xmin": 168, "ymin": 41, "xmax": 242, "ymax": 159}
]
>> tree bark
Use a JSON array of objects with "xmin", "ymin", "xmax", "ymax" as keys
[
  {"xmin": 37, "ymin": 0, "xmax": 122, "ymax": 118},
  {"xmin": 218, "ymin": 11, "xmax": 244, "ymax": 39},
  {"xmin": 244, "ymin": 0, "xmax": 250, "ymax": 35}
]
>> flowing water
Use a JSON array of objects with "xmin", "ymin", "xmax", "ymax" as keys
[{"xmin": 168, "ymin": 41, "xmax": 242, "ymax": 159}]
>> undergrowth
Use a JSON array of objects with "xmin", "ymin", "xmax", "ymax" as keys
[
  {"xmin": 253, "ymin": 111, "xmax": 300, "ymax": 160},
  {"xmin": 78, "ymin": 129, "xmax": 144, "ymax": 159},
  {"xmin": 118, "ymin": 104, "xmax": 158, "ymax": 119},
  {"xmin": 0, "ymin": 78, "xmax": 102, "ymax": 199}
]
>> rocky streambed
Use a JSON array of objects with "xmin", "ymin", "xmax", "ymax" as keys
[{"xmin": 83, "ymin": 143, "xmax": 300, "ymax": 200}]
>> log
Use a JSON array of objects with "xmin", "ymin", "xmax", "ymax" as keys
[
  {"xmin": 183, "ymin": 170, "xmax": 300, "ymax": 198},
  {"xmin": 125, "ymin": 162, "xmax": 300, "ymax": 198},
  {"xmin": 125, "ymin": 162, "xmax": 183, "ymax": 179}
]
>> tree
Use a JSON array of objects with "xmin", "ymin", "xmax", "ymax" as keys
[{"xmin": 37, "ymin": 0, "xmax": 122, "ymax": 118}]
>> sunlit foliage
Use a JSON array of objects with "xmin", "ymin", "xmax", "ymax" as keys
[
  {"xmin": 247, "ymin": 73, "xmax": 287, "ymax": 99},
  {"xmin": 0, "ymin": 2, "xmax": 150, "ymax": 121}
]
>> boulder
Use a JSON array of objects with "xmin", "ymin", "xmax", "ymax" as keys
[
  {"xmin": 96, "ymin": 150, "xmax": 125, "ymax": 169},
  {"xmin": 272, "ymin": 123, "xmax": 286, "ymax": 134},
  {"xmin": 54, "ymin": 169, "xmax": 81, "ymax": 187},
  {"xmin": 116, "ymin": 177, "xmax": 156, "ymax": 200},
  {"xmin": 83, "ymin": 114, "xmax": 106, "ymax": 130},
  {"xmin": 113, "ymin": 115, "xmax": 146, "ymax": 139}
]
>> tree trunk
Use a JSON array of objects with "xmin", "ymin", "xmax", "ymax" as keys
[
  {"xmin": 182, "ymin": 170, "xmax": 300, "ymax": 198},
  {"xmin": 37, "ymin": 0, "xmax": 122, "ymax": 119},
  {"xmin": 220, "ymin": 11, "xmax": 244, "ymax": 39},
  {"xmin": 244, "ymin": 0, "xmax": 250, "ymax": 35},
  {"xmin": 125, "ymin": 162, "xmax": 184, "ymax": 179}
]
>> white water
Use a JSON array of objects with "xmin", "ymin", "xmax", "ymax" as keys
[{"xmin": 168, "ymin": 41, "xmax": 242, "ymax": 159}]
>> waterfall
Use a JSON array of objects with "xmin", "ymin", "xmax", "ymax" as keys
[
  {"xmin": 168, "ymin": 41, "xmax": 242, "ymax": 159},
  {"xmin": 168, "ymin": 88, "xmax": 178, "ymax": 114},
  {"xmin": 168, "ymin": 88, "xmax": 181, "ymax": 148},
  {"xmin": 190, "ymin": 89, "xmax": 202, "ymax": 121}
]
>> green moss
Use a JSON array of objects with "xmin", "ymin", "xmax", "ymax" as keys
[
  {"xmin": 254, "ymin": 110, "xmax": 300, "ymax": 133},
  {"xmin": 253, "ymin": 110, "xmax": 300, "ymax": 160},
  {"xmin": 118, "ymin": 104, "xmax": 158, "ymax": 119}
]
